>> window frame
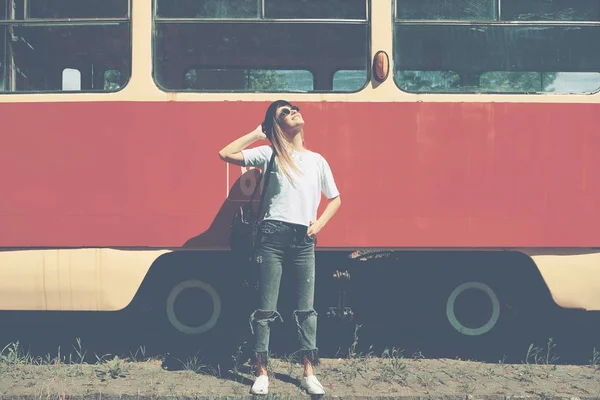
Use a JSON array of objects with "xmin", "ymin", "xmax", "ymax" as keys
[
  {"xmin": 152, "ymin": 0, "xmax": 372, "ymax": 94},
  {"xmin": 0, "ymin": 0, "xmax": 132, "ymax": 94},
  {"xmin": 392, "ymin": 0, "xmax": 600, "ymax": 95}
]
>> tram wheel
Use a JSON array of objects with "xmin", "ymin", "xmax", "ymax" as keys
[
  {"xmin": 430, "ymin": 254, "xmax": 551, "ymax": 360},
  {"xmin": 445, "ymin": 281, "xmax": 501, "ymax": 338},
  {"xmin": 388, "ymin": 251, "xmax": 552, "ymax": 360},
  {"xmin": 136, "ymin": 266, "xmax": 244, "ymax": 355},
  {"xmin": 164, "ymin": 278, "xmax": 222, "ymax": 337}
]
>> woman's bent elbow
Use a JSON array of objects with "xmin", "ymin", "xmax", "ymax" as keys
[
  {"xmin": 218, "ymin": 150, "xmax": 233, "ymax": 162},
  {"xmin": 218, "ymin": 151, "xmax": 245, "ymax": 166}
]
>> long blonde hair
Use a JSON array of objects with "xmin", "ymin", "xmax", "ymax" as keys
[{"xmin": 262, "ymin": 100, "xmax": 304, "ymax": 184}]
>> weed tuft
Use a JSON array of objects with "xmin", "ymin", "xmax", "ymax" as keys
[
  {"xmin": 128, "ymin": 345, "xmax": 150, "ymax": 362},
  {"xmin": 71, "ymin": 338, "xmax": 87, "ymax": 364},
  {"xmin": 347, "ymin": 324, "xmax": 362, "ymax": 358},
  {"xmin": 590, "ymin": 347, "xmax": 600, "ymax": 371},
  {"xmin": 378, "ymin": 347, "xmax": 406, "ymax": 385},
  {"xmin": 0, "ymin": 342, "xmax": 36, "ymax": 365},
  {"xmin": 524, "ymin": 338, "xmax": 559, "ymax": 365},
  {"xmin": 177, "ymin": 352, "xmax": 211, "ymax": 375},
  {"xmin": 95, "ymin": 355, "xmax": 128, "ymax": 379}
]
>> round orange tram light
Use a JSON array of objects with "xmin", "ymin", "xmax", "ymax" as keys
[{"xmin": 372, "ymin": 50, "xmax": 390, "ymax": 83}]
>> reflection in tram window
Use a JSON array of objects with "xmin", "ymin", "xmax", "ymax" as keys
[
  {"xmin": 0, "ymin": 0, "xmax": 130, "ymax": 93},
  {"xmin": 394, "ymin": 0, "xmax": 600, "ymax": 94},
  {"xmin": 154, "ymin": 0, "xmax": 370, "ymax": 93}
]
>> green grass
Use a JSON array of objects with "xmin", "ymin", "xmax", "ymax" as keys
[
  {"xmin": 0, "ymin": 334, "xmax": 597, "ymax": 390},
  {"xmin": 524, "ymin": 338, "xmax": 559, "ymax": 365}
]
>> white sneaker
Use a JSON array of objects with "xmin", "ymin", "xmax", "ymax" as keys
[
  {"xmin": 301, "ymin": 375, "xmax": 325, "ymax": 395},
  {"xmin": 250, "ymin": 375, "xmax": 269, "ymax": 395}
]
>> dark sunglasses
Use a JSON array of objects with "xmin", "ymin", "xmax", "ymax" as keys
[{"xmin": 278, "ymin": 105, "xmax": 300, "ymax": 120}]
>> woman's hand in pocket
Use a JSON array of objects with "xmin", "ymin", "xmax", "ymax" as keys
[{"xmin": 307, "ymin": 220, "xmax": 323, "ymax": 238}]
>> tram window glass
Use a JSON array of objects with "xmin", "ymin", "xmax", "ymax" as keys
[
  {"xmin": 105, "ymin": 70, "xmax": 122, "ymax": 91},
  {"xmin": 396, "ymin": 0, "xmax": 496, "ymax": 20},
  {"xmin": 154, "ymin": 0, "xmax": 370, "ymax": 93},
  {"xmin": 157, "ymin": 0, "xmax": 260, "ymax": 19},
  {"xmin": 28, "ymin": 0, "xmax": 128, "ymax": 19},
  {"xmin": 184, "ymin": 69, "xmax": 313, "ymax": 91},
  {"xmin": 480, "ymin": 71, "xmax": 600, "ymax": 94},
  {"xmin": 264, "ymin": 0, "xmax": 367, "ymax": 19},
  {"xmin": 396, "ymin": 71, "xmax": 460, "ymax": 92},
  {"xmin": 0, "ymin": 0, "xmax": 130, "ymax": 93},
  {"xmin": 544, "ymin": 72, "xmax": 600, "ymax": 93},
  {"xmin": 157, "ymin": 0, "xmax": 366, "ymax": 20},
  {"xmin": 501, "ymin": 0, "xmax": 600, "ymax": 22},
  {"xmin": 0, "ymin": 0, "xmax": 24, "ymax": 19},
  {"xmin": 333, "ymin": 70, "xmax": 368, "ymax": 91},
  {"xmin": 394, "ymin": 0, "xmax": 600, "ymax": 94}
]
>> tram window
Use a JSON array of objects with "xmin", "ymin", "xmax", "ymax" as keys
[
  {"xmin": 479, "ymin": 72, "xmax": 543, "ymax": 93},
  {"xmin": 1, "ymin": 24, "xmax": 130, "ymax": 93},
  {"xmin": 154, "ymin": 15, "xmax": 369, "ymax": 93},
  {"xmin": 501, "ymin": 0, "xmax": 600, "ymax": 22},
  {"xmin": 395, "ymin": 0, "xmax": 600, "ymax": 22},
  {"xmin": 0, "ymin": 0, "xmax": 131, "ymax": 94},
  {"xmin": 396, "ymin": 0, "xmax": 496, "ymax": 21},
  {"xmin": 184, "ymin": 69, "xmax": 313, "ymax": 91},
  {"xmin": 28, "ymin": 0, "xmax": 128, "ymax": 19},
  {"xmin": 264, "ymin": 0, "xmax": 367, "ymax": 20},
  {"xmin": 394, "ymin": 0, "xmax": 600, "ymax": 94},
  {"xmin": 545, "ymin": 73, "xmax": 600, "ymax": 94},
  {"xmin": 396, "ymin": 71, "xmax": 460, "ymax": 93},
  {"xmin": 333, "ymin": 70, "xmax": 368, "ymax": 91},
  {"xmin": 0, "ymin": 0, "xmax": 24, "ymax": 19},
  {"xmin": 157, "ymin": 0, "xmax": 367, "ymax": 20},
  {"xmin": 157, "ymin": 0, "xmax": 260, "ymax": 19},
  {"xmin": 480, "ymin": 71, "xmax": 600, "ymax": 94},
  {"xmin": 0, "ymin": 0, "xmax": 23, "ymax": 19}
]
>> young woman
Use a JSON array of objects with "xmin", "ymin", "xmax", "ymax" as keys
[{"xmin": 218, "ymin": 100, "xmax": 341, "ymax": 395}]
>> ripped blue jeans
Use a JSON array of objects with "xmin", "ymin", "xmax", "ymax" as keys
[{"xmin": 249, "ymin": 219, "xmax": 319, "ymax": 365}]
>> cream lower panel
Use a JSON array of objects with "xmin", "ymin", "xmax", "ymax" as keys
[
  {"xmin": 529, "ymin": 252, "xmax": 600, "ymax": 311},
  {"xmin": 0, "ymin": 249, "xmax": 169, "ymax": 311}
]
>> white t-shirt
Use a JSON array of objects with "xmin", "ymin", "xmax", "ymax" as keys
[{"xmin": 242, "ymin": 145, "xmax": 339, "ymax": 227}]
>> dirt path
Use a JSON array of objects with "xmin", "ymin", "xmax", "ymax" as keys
[{"xmin": 1, "ymin": 355, "xmax": 599, "ymax": 399}]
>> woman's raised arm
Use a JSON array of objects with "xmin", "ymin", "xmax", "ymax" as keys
[{"xmin": 218, "ymin": 125, "xmax": 266, "ymax": 166}]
